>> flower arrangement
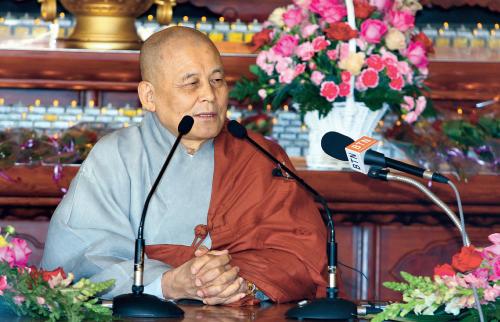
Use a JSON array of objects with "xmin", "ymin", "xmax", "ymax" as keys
[
  {"xmin": 230, "ymin": 0, "xmax": 434, "ymax": 122},
  {"xmin": 0, "ymin": 225, "xmax": 115, "ymax": 321},
  {"xmin": 371, "ymin": 233, "xmax": 500, "ymax": 322}
]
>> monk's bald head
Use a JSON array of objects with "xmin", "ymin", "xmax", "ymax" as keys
[{"xmin": 139, "ymin": 26, "xmax": 220, "ymax": 84}]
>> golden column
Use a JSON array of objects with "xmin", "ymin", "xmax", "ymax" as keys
[{"xmin": 40, "ymin": 0, "xmax": 176, "ymax": 50}]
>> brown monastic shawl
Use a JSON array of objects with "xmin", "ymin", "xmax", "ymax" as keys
[{"xmin": 145, "ymin": 126, "xmax": 327, "ymax": 304}]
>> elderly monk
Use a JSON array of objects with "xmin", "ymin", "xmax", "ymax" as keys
[{"xmin": 41, "ymin": 26, "xmax": 327, "ymax": 306}]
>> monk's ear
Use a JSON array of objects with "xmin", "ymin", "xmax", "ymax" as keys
[{"xmin": 138, "ymin": 81, "xmax": 156, "ymax": 112}]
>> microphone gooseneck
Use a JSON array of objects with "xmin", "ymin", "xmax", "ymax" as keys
[
  {"xmin": 227, "ymin": 120, "xmax": 356, "ymax": 320},
  {"xmin": 113, "ymin": 115, "xmax": 193, "ymax": 318}
]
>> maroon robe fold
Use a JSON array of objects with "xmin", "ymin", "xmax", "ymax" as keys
[{"xmin": 145, "ymin": 126, "xmax": 327, "ymax": 303}]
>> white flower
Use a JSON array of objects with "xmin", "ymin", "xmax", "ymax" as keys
[
  {"xmin": 268, "ymin": 7, "xmax": 286, "ymax": 27},
  {"xmin": 445, "ymin": 297, "xmax": 463, "ymax": 316}
]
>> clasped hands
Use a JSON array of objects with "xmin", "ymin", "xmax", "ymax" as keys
[{"xmin": 161, "ymin": 246, "xmax": 247, "ymax": 305}]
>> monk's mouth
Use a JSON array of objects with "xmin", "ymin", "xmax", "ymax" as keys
[{"xmin": 193, "ymin": 113, "xmax": 218, "ymax": 119}]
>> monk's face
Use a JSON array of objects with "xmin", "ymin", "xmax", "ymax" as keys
[{"xmin": 152, "ymin": 41, "xmax": 228, "ymax": 144}]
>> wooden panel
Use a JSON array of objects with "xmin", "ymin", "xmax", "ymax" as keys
[{"xmin": 421, "ymin": 0, "xmax": 500, "ymax": 11}]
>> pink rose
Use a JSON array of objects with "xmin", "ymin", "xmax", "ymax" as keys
[
  {"xmin": 295, "ymin": 42, "xmax": 315, "ymax": 61},
  {"xmin": 320, "ymin": 81, "xmax": 339, "ymax": 102},
  {"xmin": 389, "ymin": 77, "xmax": 404, "ymax": 90},
  {"xmin": 301, "ymin": 24, "xmax": 319, "ymax": 38},
  {"xmin": 326, "ymin": 49, "xmax": 338, "ymax": 60},
  {"xmin": 489, "ymin": 233, "xmax": 500, "ymax": 245},
  {"xmin": 0, "ymin": 275, "xmax": 7, "ymax": 295},
  {"xmin": 11, "ymin": 238, "xmax": 32, "ymax": 268},
  {"xmin": 0, "ymin": 246, "xmax": 15, "ymax": 267},
  {"xmin": 283, "ymin": 7, "xmax": 304, "ymax": 28},
  {"xmin": 388, "ymin": 9, "xmax": 415, "ymax": 32},
  {"xmin": 312, "ymin": 36, "xmax": 330, "ymax": 52},
  {"xmin": 401, "ymin": 96, "xmax": 414, "ymax": 111},
  {"xmin": 360, "ymin": 68, "xmax": 379, "ymax": 88},
  {"xmin": 405, "ymin": 41, "xmax": 428, "ymax": 68},
  {"xmin": 273, "ymin": 34, "xmax": 299, "ymax": 57},
  {"xmin": 366, "ymin": 55, "xmax": 384, "ymax": 71},
  {"xmin": 279, "ymin": 68, "xmax": 296, "ymax": 84},
  {"xmin": 339, "ymin": 82, "xmax": 351, "ymax": 97},
  {"xmin": 311, "ymin": 71, "xmax": 325, "ymax": 85},
  {"xmin": 294, "ymin": 63, "xmax": 306, "ymax": 76},
  {"xmin": 369, "ymin": 0, "xmax": 393, "ymax": 12},
  {"xmin": 322, "ymin": 5, "xmax": 347, "ymax": 23},
  {"xmin": 258, "ymin": 89, "xmax": 267, "ymax": 99},
  {"xmin": 360, "ymin": 19, "xmax": 388, "ymax": 44}
]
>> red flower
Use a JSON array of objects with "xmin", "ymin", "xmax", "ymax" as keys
[
  {"xmin": 339, "ymin": 83, "xmax": 351, "ymax": 97},
  {"xmin": 354, "ymin": 0, "xmax": 376, "ymax": 19},
  {"xmin": 366, "ymin": 55, "xmax": 384, "ymax": 71},
  {"xmin": 320, "ymin": 81, "xmax": 339, "ymax": 102},
  {"xmin": 434, "ymin": 263, "xmax": 456, "ymax": 277},
  {"xmin": 325, "ymin": 22, "xmax": 358, "ymax": 41},
  {"xmin": 30, "ymin": 266, "xmax": 67, "ymax": 283},
  {"xmin": 385, "ymin": 64, "xmax": 400, "ymax": 80},
  {"xmin": 452, "ymin": 246, "xmax": 483, "ymax": 273},
  {"xmin": 412, "ymin": 32, "xmax": 434, "ymax": 54},
  {"xmin": 251, "ymin": 29, "xmax": 273, "ymax": 51}
]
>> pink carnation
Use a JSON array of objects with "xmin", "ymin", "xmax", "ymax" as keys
[
  {"xmin": 322, "ymin": 5, "xmax": 347, "ymax": 23},
  {"xmin": 0, "ymin": 247, "xmax": 15, "ymax": 268},
  {"xmin": 401, "ymin": 96, "xmax": 415, "ymax": 111},
  {"xmin": 386, "ymin": 64, "xmax": 400, "ymax": 80},
  {"xmin": 360, "ymin": 19, "xmax": 388, "ymax": 44},
  {"xmin": 311, "ymin": 71, "xmax": 325, "ymax": 85},
  {"xmin": 369, "ymin": 0, "xmax": 393, "ymax": 12},
  {"xmin": 338, "ymin": 42, "xmax": 351, "ymax": 60},
  {"xmin": 415, "ymin": 96, "xmax": 426, "ymax": 114},
  {"xmin": 341, "ymin": 71, "xmax": 351, "ymax": 83},
  {"xmin": 11, "ymin": 238, "xmax": 32, "ymax": 268},
  {"xmin": 404, "ymin": 111, "xmax": 418, "ymax": 124},
  {"xmin": 492, "ymin": 257, "xmax": 500, "ymax": 281},
  {"xmin": 13, "ymin": 295, "xmax": 25, "ymax": 305},
  {"xmin": 463, "ymin": 272, "xmax": 489, "ymax": 289},
  {"xmin": 327, "ymin": 49, "xmax": 338, "ymax": 60},
  {"xmin": 339, "ymin": 82, "xmax": 351, "ymax": 97},
  {"xmin": 359, "ymin": 68, "xmax": 379, "ymax": 88},
  {"xmin": 275, "ymin": 56, "xmax": 293, "ymax": 73},
  {"xmin": 388, "ymin": 9, "xmax": 415, "ymax": 32},
  {"xmin": 295, "ymin": 42, "xmax": 315, "ymax": 61},
  {"xmin": 283, "ymin": 7, "xmax": 304, "ymax": 28},
  {"xmin": 484, "ymin": 285, "xmax": 500, "ymax": 302},
  {"xmin": 389, "ymin": 77, "xmax": 404, "ymax": 90},
  {"xmin": 258, "ymin": 89, "xmax": 267, "ymax": 99},
  {"xmin": 405, "ymin": 41, "xmax": 428, "ymax": 68},
  {"xmin": 256, "ymin": 50, "xmax": 275, "ymax": 76},
  {"xmin": 312, "ymin": 36, "xmax": 330, "ymax": 52},
  {"xmin": 301, "ymin": 24, "xmax": 319, "ymax": 38},
  {"xmin": 489, "ymin": 233, "xmax": 500, "ymax": 245},
  {"xmin": 294, "ymin": 63, "xmax": 306, "ymax": 76},
  {"xmin": 320, "ymin": 81, "xmax": 339, "ymax": 102},
  {"xmin": 366, "ymin": 55, "xmax": 384, "ymax": 71},
  {"xmin": 273, "ymin": 34, "xmax": 299, "ymax": 57},
  {"xmin": 381, "ymin": 50, "xmax": 399, "ymax": 67},
  {"xmin": 279, "ymin": 68, "xmax": 296, "ymax": 84},
  {"xmin": 0, "ymin": 275, "xmax": 7, "ymax": 295}
]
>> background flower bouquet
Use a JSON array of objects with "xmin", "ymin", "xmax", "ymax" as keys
[
  {"xmin": 0, "ymin": 225, "xmax": 115, "ymax": 321},
  {"xmin": 371, "ymin": 233, "xmax": 500, "ymax": 322},
  {"xmin": 230, "ymin": 0, "xmax": 434, "ymax": 123}
]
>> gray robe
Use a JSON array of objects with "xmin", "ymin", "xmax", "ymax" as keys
[{"xmin": 41, "ymin": 112, "xmax": 214, "ymax": 298}]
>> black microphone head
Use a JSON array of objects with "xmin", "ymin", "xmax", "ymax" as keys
[
  {"xmin": 178, "ymin": 115, "xmax": 194, "ymax": 135},
  {"xmin": 227, "ymin": 120, "xmax": 247, "ymax": 139},
  {"xmin": 321, "ymin": 131, "xmax": 355, "ymax": 162}
]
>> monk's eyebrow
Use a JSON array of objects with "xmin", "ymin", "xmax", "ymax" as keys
[
  {"xmin": 181, "ymin": 72, "xmax": 199, "ymax": 82},
  {"xmin": 211, "ymin": 68, "xmax": 224, "ymax": 75}
]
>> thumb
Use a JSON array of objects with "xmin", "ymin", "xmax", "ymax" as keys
[{"xmin": 194, "ymin": 245, "xmax": 209, "ymax": 257}]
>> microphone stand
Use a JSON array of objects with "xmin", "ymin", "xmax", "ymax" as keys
[
  {"xmin": 113, "ymin": 116, "xmax": 194, "ymax": 318},
  {"xmin": 240, "ymin": 134, "xmax": 357, "ymax": 320},
  {"xmin": 367, "ymin": 167, "xmax": 485, "ymax": 321}
]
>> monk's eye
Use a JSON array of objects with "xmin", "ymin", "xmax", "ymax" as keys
[
  {"xmin": 210, "ymin": 78, "xmax": 224, "ymax": 86},
  {"xmin": 185, "ymin": 80, "xmax": 199, "ymax": 87}
]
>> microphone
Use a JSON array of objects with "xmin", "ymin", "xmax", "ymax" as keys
[
  {"xmin": 113, "ymin": 115, "xmax": 194, "ymax": 318},
  {"xmin": 227, "ymin": 120, "xmax": 357, "ymax": 320},
  {"xmin": 321, "ymin": 131, "xmax": 450, "ymax": 184}
]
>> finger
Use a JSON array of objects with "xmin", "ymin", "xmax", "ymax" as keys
[
  {"xmin": 203, "ymin": 292, "xmax": 246, "ymax": 306},
  {"xmin": 194, "ymin": 245, "xmax": 209, "ymax": 257},
  {"xmin": 199, "ymin": 265, "xmax": 239, "ymax": 286},
  {"xmin": 209, "ymin": 277, "xmax": 244, "ymax": 299},
  {"xmin": 198, "ymin": 270, "xmax": 241, "ymax": 297},
  {"xmin": 190, "ymin": 251, "xmax": 229, "ymax": 275},
  {"xmin": 195, "ymin": 254, "xmax": 231, "ymax": 277}
]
